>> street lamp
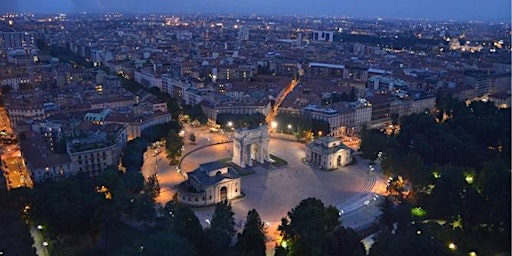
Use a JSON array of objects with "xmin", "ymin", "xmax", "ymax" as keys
[
  {"xmin": 271, "ymin": 121, "xmax": 277, "ymax": 129},
  {"xmin": 287, "ymin": 124, "xmax": 292, "ymax": 130},
  {"xmin": 318, "ymin": 131, "xmax": 322, "ymax": 137},
  {"xmin": 227, "ymin": 121, "xmax": 233, "ymax": 128}
]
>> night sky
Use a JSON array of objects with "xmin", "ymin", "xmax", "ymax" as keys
[{"xmin": 7, "ymin": 0, "xmax": 512, "ymax": 21}]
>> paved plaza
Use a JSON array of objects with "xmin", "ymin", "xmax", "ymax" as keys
[{"xmin": 141, "ymin": 127, "xmax": 386, "ymax": 254}]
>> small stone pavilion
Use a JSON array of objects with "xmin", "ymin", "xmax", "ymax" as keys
[
  {"xmin": 177, "ymin": 161, "xmax": 241, "ymax": 206},
  {"xmin": 306, "ymin": 136, "xmax": 352, "ymax": 170}
]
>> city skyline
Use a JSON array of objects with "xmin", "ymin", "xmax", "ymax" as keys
[{"xmin": 2, "ymin": 0, "xmax": 510, "ymax": 22}]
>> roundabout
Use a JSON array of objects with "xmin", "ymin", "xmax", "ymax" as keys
[{"xmin": 143, "ymin": 128, "xmax": 386, "ymax": 253}]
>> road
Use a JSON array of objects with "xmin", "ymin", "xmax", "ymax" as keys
[{"xmin": 265, "ymin": 79, "xmax": 299, "ymax": 124}]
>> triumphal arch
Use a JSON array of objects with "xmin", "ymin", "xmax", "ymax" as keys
[{"xmin": 232, "ymin": 125, "xmax": 270, "ymax": 168}]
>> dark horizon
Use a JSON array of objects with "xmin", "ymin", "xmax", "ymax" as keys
[{"xmin": 1, "ymin": 0, "xmax": 510, "ymax": 22}]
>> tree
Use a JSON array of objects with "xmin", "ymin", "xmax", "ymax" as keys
[
  {"xmin": 322, "ymin": 226, "xmax": 366, "ymax": 256},
  {"xmin": 189, "ymin": 132, "xmax": 196, "ymax": 144},
  {"xmin": 0, "ymin": 191, "xmax": 35, "ymax": 256},
  {"xmin": 477, "ymin": 160, "xmax": 511, "ymax": 237},
  {"xmin": 369, "ymin": 223, "xmax": 449, "ymax": 256},
  {"xmin": 129, "ymin": 193, "xmax": 155, "ymax": 222},
  {"xmin": 165, "ymin": 129, "xmax": 183, "ymax": 165},
  {"xmin": 164, "ymin": 201, "xmax": 206, "ymax": 254},
  {"xmin": 205, "ymin": 201, "xmax": 236, "ymax": 254},
  {"xmin": 277, "ymin": 198, "xmax": 340, "ymax": 256},
  {"xmin": 114, "ymin": 231, "xmax": 197, "ymax": 256},
  {"xmin": 311, "ymin": 119, "xmax": 330, "ymax": 137},
  {"xmin": 237, "ymin": 209, "xmax": 266, "ymax": 256},
  {"xmin": 210, "ymin": 201, "xmax": 236, "ymax": 237},
  {"xmin": 360, "ymin": 128, "xmax": 388, "ymax": 160},
  {"xmin": 183, "ymin": 104, "xmax": 208, "ymax": 125},
  {"xmin": 144, "ymin": 174, "xmax": 160, "ymax": 200},
  {"xmin": 423, "ymin": 166, "xmax": 465, "ymax": 220},
  {"xmin": 121, "ymin": 138, "xmax": 149, "ymax": 172}
]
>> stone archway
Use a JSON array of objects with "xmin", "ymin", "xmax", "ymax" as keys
[{"xmin": 232, "ymin": 126, "xmax": 270, "ymax": 168}]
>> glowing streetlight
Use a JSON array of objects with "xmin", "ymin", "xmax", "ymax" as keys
[
  {"xmin": 448, "ymin": 242, "xmax": 457, "ymax": 250},
  {"xmin": 318, "ymin": 131, "xmax": 323, "ymax": 137},
  {"xmin": 287, "ymin": 124, "xmax": 292, "ymax": 129},
  {"xmin": 227, "ymin": 121, "xmax": 233, "ymax": 127},
  {"xmin": 271, "ymin": 121, "xmax": 277, "ymax": 129},
  {"xmin": 43, "ymin": 241, "xmax": 48, "ymax": 247}
]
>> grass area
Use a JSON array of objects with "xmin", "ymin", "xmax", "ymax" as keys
[{"xmin": 270, "ymin": 154, "xmax": 288, "ymax": 168}]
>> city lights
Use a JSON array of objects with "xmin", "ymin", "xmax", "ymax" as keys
[{"xmin": 0, "ymin": 6, "xmax": 508, "ymax": 256}]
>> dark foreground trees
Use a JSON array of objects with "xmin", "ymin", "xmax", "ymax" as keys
[
  {"xmin": 277, "ymin": 198, "xmax": 339, "ymax": 255},
  {"xmin": 236, "ymin": 209, "xmax": 266, "ymax": 256},
  {"xmin": 361, "ymin": 98, "xmax": 511, "ymax": 255},
  {"xmin": 204, "ymin": 201, "xmax": 236, "ymax": 255}
]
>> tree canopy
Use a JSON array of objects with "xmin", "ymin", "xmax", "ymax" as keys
[
  {"xmin": 237, "ymin": 209, "xmax": 266, "ymax": 256},
  {"xmin": 277, "ymin": 197, "xmax": 340, "ymax": 256},
  {"xmin": 362, "ymin": 96, "xmax": 511, "ymax": 255}
]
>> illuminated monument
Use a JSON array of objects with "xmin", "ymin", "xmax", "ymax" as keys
[{"xmin": 232, "ymin": 125, "xmax": 270, "ymax": 168}]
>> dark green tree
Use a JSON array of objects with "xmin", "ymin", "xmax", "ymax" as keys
[
  {"xmin": 369, "ymin": 223, "xmax": 449, "ymax": 256},
  {"xmin": 114, "ymin": 231, "xmax": 197, "ymax": 256},
  {"xmin": 237, "ymin": 209, "xmax": 266, "ymax": 256},
  {"xmin": 121, "ymin": 138, "xmax": 149, "ymax": 172},
  {"xmin": 128, "ymin": 193, "xmax": 155, "ymax": 222},
  {"xmin": 0, "ymin": 190, "xmax": 35, "ymax": 256},
  {"xmin": 164, "ymin": 201, "xmax": 206, "ymax": 254},
  {"xmin": 321, "ymin": 226, "xmax": 366, "ymax": 256},
  {"xmin": 165, "ymin": 129, "xmax": 183, "ymax": 165},
  {"xmin": 211, "ymin": 201, "xmax": 236, "ymax": 237},
  {"xmin": 183, "ymin": 104, "xmax": 208, "ymax": 124},
  {"xmin": 360, "ymin": 128, "xmax": 388, "ymax": 160},
  {"xmin": 205, "ymin": 201, "xmax": 236, "ymax": 254},
  {"xmin": 477, "ymin": 160, "xmax": 511, "ymax": 237},
  {"xmin": 189, "ymin": 132, "xmax": 196, "ymax": 144},
  {"xmin": 277, "ymin": 198, "xmax": 340, "ymax": 256},
  {"xmin": 144, "ymin": 174, "xmax": 160, "ymax": 200},
  {"xmin": 423, "ymin": 166, "xmax": 465, "ymax": 220},
  {"xmin": 204, "ymin": 227, "xmax": 233, "ymax": 256}
]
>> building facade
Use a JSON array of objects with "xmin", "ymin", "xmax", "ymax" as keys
[
  {"xmin": 306, "ymin": 137, "xmax": 352, "ymax": 170},
  {"xmin": 177, "ymin": 161, "xmax": 242, "ymax": 207}
]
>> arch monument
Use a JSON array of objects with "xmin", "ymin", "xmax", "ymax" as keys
[{"xmin": 232, "ymin": 125, "xmax": 270, "ymax": 168}]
